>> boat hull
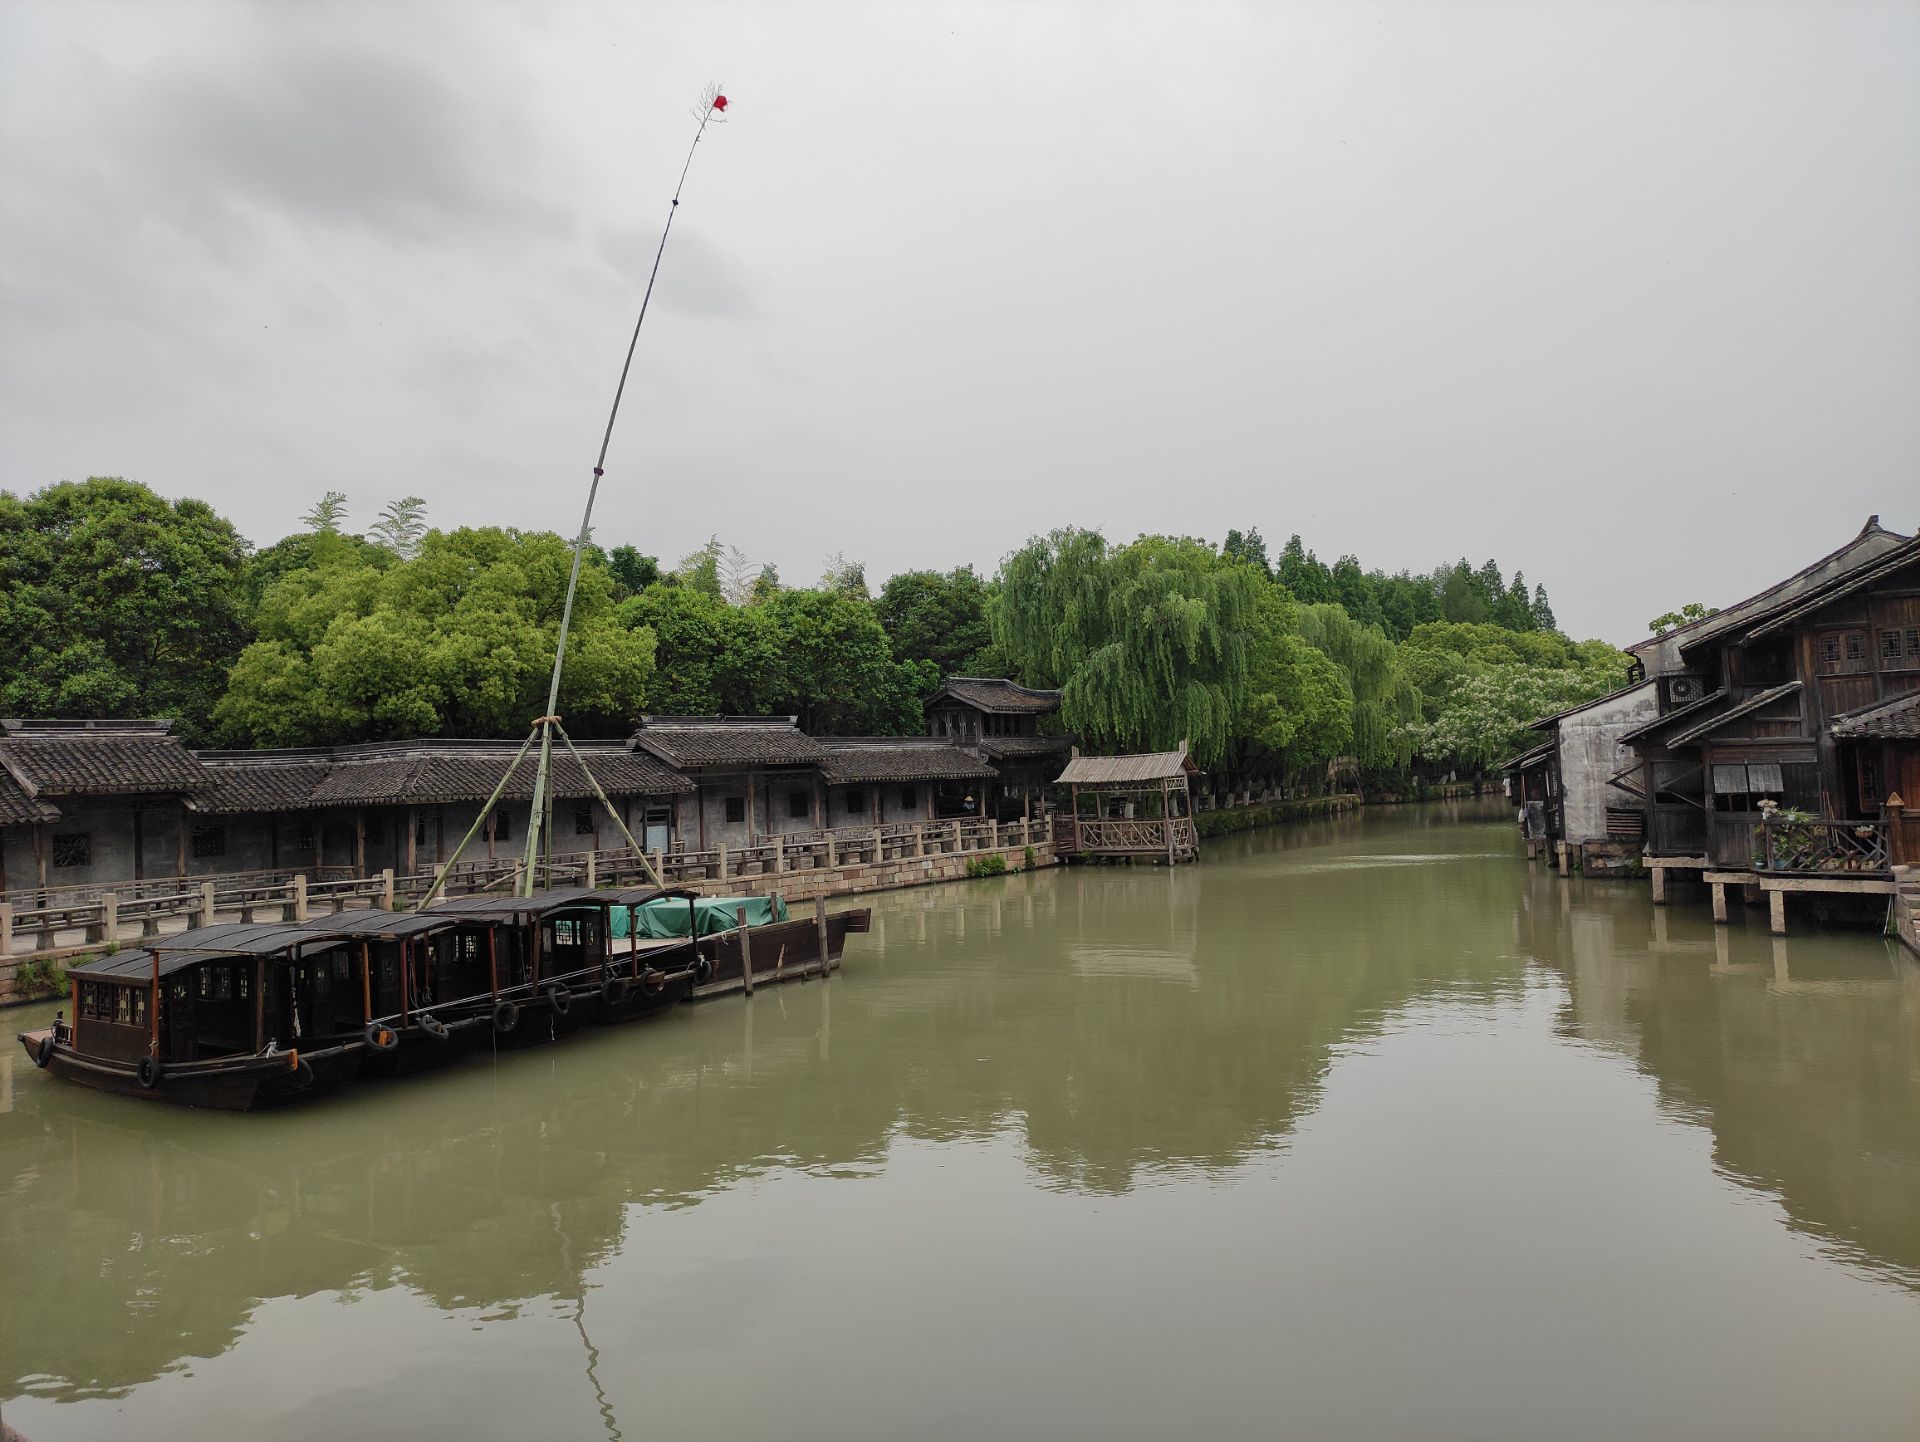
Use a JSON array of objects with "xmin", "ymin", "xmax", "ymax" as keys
[{"xmin": 16, "ymin": 1030, "xmax": 362, "ymax": 1112}]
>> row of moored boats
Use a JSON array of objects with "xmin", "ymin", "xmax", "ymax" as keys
[{"xmin": 16, "ymin": 885, "xmax": 868, "ymax": 1110}]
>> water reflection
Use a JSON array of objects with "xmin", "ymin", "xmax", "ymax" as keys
[{"xmin": 1, "ymin": 800, "xmax": 1915, "ymax": 1420}]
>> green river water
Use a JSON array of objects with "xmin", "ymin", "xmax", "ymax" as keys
[{"xmin": 2, "ymin": 801, "xmax": 1917, "ymax": 1441}]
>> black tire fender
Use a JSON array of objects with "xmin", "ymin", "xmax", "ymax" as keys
[
  {"xmin": 33, "ymin": 1034, "xmax": 56, "ymax": 1069},
  {"xmin": 492, "ymin": 1001, "xmax": 519, "ymax": 1035},
  {"xmin": 418, "ymin": 1013, "xmax": 451, "ymax": 1042},
  {"xmin": 546, "ymin": 984, "xmax": 573, "ymax": 1018},
  {"xmin": 691, "ymin": 954, "xmax": 715, "ymax": 986},
  {"xmin": 602, "ymin": 976, "xmax": 629, "ymax": 1007},
  {"xmin": 364, "ymin": 1021, "xmax": 400, "ymax": 1054},
  {"xmin": 641, "ymin": 968, "xmax": 667, "ymax": 995},
  {"xmin": 288, "ymin": 1056, "xmax": 316, "ymax": 1089},
  {"xmin": 137, "ymin": 1055, "xmax": 165, "ymax": 1089}
]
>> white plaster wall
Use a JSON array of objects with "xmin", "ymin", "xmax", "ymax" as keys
[{"xmin": 1559, "ymin": 681, "xmax": 1658, "ymax": 843}]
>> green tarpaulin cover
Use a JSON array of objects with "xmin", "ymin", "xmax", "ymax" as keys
[{"xmin": 611, "ymin": 894, "xmax": 789, "ymax": 939}]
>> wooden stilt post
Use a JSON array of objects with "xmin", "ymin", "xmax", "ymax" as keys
[
  {"xmin": 1650, "ymin": 864, "xmax": 1666, "ymax": 904},
  {"xmin": 1769, "ymin": 889, "xmax": 1787, "ymax": 936},
  {"xmin": 1711, "ymin": 880, "xmax": 1728, "ymax": 924},
  {"xmin": 737, "ymin": 905, "xmax": 754, "ymax": 996},
  {"xmin": 814, "ymin": 896, "xmax": 829, "ymax": 977}
]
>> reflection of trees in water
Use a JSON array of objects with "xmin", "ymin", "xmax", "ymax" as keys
[{"xmin": 1521, "ymin": 866, "xmax": 1920, "ymax": 1290}]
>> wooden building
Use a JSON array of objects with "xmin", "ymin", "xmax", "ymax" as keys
[
  {"xmin": 630, "ymin": 715, "xmax": 832, "ymax": 849},
  {"xmin": 1624, "ymin": 526, "xmax": 1919, "ymax": 872},
  {"xmin": 0, "ymin": 721, "xmax": 208, "ymax": 893},
  {"xmin": 924, "ymin": 677, "xmax": 1072, "ymax": 820},
  {"xmin": 817, "ymin": 738, "xmax": 996, "ymax": 826},
  {"xmin": 1056, "ymin": 746, "xmax": 1200, "ymax": 863}
]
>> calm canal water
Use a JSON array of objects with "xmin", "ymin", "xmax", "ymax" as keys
[{"xmin": 3, "ymin": 802, "xmax": 1917, "ymax": 1442}]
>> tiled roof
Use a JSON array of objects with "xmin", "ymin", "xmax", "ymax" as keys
[
  {"xmin": 975, "ymin": 734, "xmax": 1073, "ymax": 760},
  {"xmin": 926, "ymin": 678, "xmax": 1063, "ymax": 715},
  {"xmin": 1665, "ymin": 682, "xmax": 1803, "ymax": 748},
  {"xmin": 817, "ymin": 738, "xmax": 995, "ymax": 784},
  {"xmin": 1501, "ymin": 740, "xmax": 1557, "ymax": 771},
  {"xmin": 0, "ymin": 719, "xmax": 205, "ymax": 797},
  {"xmin": 308, "ymin": 742, "xmax": 689, "ymax": 808},
  {"xmin": 0, "ymin": 768, "xmax": 59, "ymax": 826},
  {"xmin": 631, "ymin": 716, "xmax": 827, "ymax": 769},
  {"xmin": 1830, "ymin": 691, "xmax": 1920, "ymax": 741},
  {"xmin": 193, "ymin": 753, "xmax": 334, "ymax": 813},
  {"xmin": 192, "ymin": 742, "xmax": 689, "ymax": 812}
]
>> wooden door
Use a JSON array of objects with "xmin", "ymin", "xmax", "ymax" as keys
[
  {"xmin": 165, "ymin": 976, "xmax": 196, "ymax": 1061},
  {"xmin": 1897, "ymin": 748, "xmax": 1920, "ymax": 866}
]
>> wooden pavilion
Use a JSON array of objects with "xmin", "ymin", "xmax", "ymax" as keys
[{"xmin": 1055, "ymin": 746, "xmax": 1200, "ymax": 864}]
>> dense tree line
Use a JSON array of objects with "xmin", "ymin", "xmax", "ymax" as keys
[{"xmin": 0, "ymin": 479, "xmax": 1629, "ymax": 784}]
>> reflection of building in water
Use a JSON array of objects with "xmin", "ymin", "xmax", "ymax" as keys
[{"xmin": 1518, "ymin": 868, "xmax": 1920, "ymax": 1288}]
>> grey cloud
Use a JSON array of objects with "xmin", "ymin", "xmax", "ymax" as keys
[{"xmin": 129, "ymin": 38, "xmax": 548, "ymax": 245}]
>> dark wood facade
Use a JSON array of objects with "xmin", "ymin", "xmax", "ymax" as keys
[{"xmin": 1625, "ymin": 534, "xmax": 1920, "ymax": 872}]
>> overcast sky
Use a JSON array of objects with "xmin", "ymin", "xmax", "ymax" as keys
[{"xmin": 3, "ymin": 0, "xmax": 1915, "ymax": 644}]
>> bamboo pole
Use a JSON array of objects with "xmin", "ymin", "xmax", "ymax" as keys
[
  {"xmin": 417, "ymin": 727, "xmax": 540, "ymax": 910},
  {"xmin": 555, "ymin": 725, "xmax": 665, "ymax": 887}
]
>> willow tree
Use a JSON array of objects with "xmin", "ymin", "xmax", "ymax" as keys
[
  {"xmin": 994, "ymin": 529, "xmax": 1259, "ymax": 763},
  {"xmin": 1294, "ymin": 602, "xmax": 1421, "ymax": 771}
]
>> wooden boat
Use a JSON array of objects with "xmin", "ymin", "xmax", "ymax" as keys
[
  {"xmin": 15, "ymin": 922, "xmax": 367, "ymax": 1111},
  {"xmin": 16, "ymin": 889, "xmax": 873, "ymax": 1110}
]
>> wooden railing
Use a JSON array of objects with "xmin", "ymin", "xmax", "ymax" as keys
[
  {"xmin": 1758, "ymin": 818, "xmax": 1891, "ymax": 875},
  {"xmin": 0, "ymin": 816, "xmax": 1053, "ymax": 960},
  {"xmin": 1059, "ymin": 816, "xmax": 1199, "ymax": 858}
]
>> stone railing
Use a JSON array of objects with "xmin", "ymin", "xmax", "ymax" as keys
[{"xmin": 0, "ymin": 815, "xmax": 1054, "ymax": 962}]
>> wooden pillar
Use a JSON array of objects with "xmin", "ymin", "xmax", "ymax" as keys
[
  {"xmin": 33, "ymin": 823, "xmax": 49, "ymax": 892},
  {"xmin": 871, "ymin": 787, "xmax": 880, "ymax": 829},
  {"xmin": 405, "ymin": 806, "xmax": 418, "ymax": 877},
  {"xmin": 254, "ymin": 958, "xmax": 267, "ymax": 1049},
  {"xmin": 1769, "ymin": 888, "xmax": 1787, "ymax": 936},
  {"xmin": 381, "ymin": 868, "xmax": 395, "ymax": 910},
  {"xmin": 1650, "ymin": 864, "xmax": 1666, "ymax": 904},
  {"xmin": 354, "ymin": 812, "xmax": 367, "ymax": 876},
  {"xmin": 1885, "ymin": 792, "xmax": 1907, "ymax": 867},
  {"xmin": 815, "ymin": 896, "xmax": 829, "ymax": 976},
  {"xmin": 813, "ymin": 774, "xmax": 825, "ymax": 831},
  {"xmin": 133, "ymin": 808, "xmax": 146, "ymax": 881},
  {"xmin": 697, "ymin": 783, "xmax": 707, "ymax": 851},
  {"xmin": 175, "ymin": 805, "xmax": 187, "ymax": 879},
  {"xmin": 199, "ymin": 880, "xmax": 216, "ymax": 928},
  {"xmin": 312, "ymin": 816, "xmax": 323, "ymax": 872},
  {"xmin": 485, "ymin": 807, "xmax": 497, "ymax": 862},
  {"xmin": 1556, "ymin": 841, "xmax": 1571, "ymax": 877},
  {"xmin": 293, "ymin": 873, "xmax": 309, "ymax": 922},
  {"xmin": 747, "ymin": 769, "xmax": 759, "ymax": 845},
  {"xmin": 436, "ymin": 811, "xmax": 446, "ymax": 864},
  {"xmin": 1711, "ymin": 880, "xmax": 1728, "ymax": 924},
  {"xmin": 737, "ymin": 905, "xmax": 754, "ymax": 996}
]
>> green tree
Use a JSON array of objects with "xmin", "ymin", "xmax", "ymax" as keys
[
  {"xmin": 215, "ymin": 527, "xmax": 654, "ymax": 745},
  {"xmin": 819, "ymin": 552, "xmax": 870, "ymax": 601},
  {"xmin": 301, "ymin": 490, "xmax": 349, "ymax": 534},
  {"xmin": 994, "ymin": 529, "xmax": 1259, "ymax": 762},
  {"xmin": 368, "ymin": 496, "xmax": 428, "ymax": 558},
  {"xmin": 1647, "ymin": 602, "xmax": 1714, "ymax": 635},
  {"xmin": 1221, "ymin": 527, "xmax": 1271, "ymax": 577},
  {"xmin": 760, "ymin": 588, "xmax": 926, "ymax": 734},
  {"xmin": 1530, "ymin": 584, "xmax": 1557, "ymax": 632},
  {"xmin": 874, "ymin": 566, "xmax": 993, "ymax": 676},
  {"xmin": 1330, "ymin": 554, "xmax": 1385, "ymax": 631},
  {"xmin": 1234, "ymin": 585, "xmax": 1353, "ymax": 770},
  {"xmin": 0, "ymin": 477, "xmax": 252, "ymax": 740},
  {"xmin": 606, "ymin": 545, "xmax": 660, "ymax": 598},
  {"xmin": 1295, "ymin": 604, "xmax": 1421, "ymax": 771},
  {"xmin": 1275, "ymin": 535, "xmax": 1335, "ymax": 604}
]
